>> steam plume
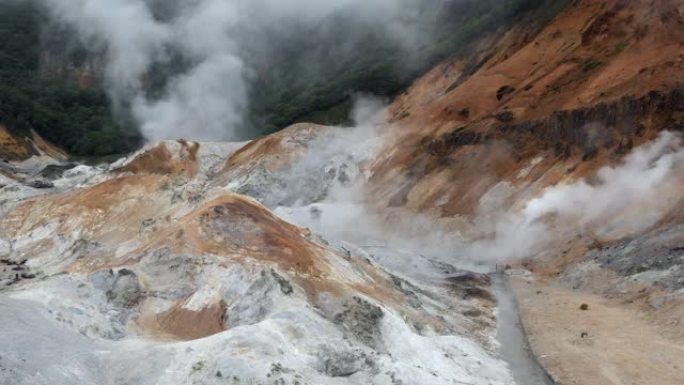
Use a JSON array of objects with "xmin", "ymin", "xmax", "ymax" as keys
[
  {"xmin": 468, "ymin": 131, "xmax": 684, "ymax": 263},
  {"xmin": 279, "ymin": 129, "xmax": 684, "ymax": 272},
  {"xmin": 36, "ymin": 0, "xmax": 427, "ymax": 141}
]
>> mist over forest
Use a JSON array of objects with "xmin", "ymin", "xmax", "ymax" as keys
[{"xmin": 0, "ymin": 0, "xmax": 565, "ymax": 156}]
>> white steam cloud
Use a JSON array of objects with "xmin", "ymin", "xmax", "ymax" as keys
[
  {"xmin": 37, "ymin": 0, "xmax": 426, "ymax": 141},
  {"xmin": 468, "ymin": 131, "xmax": 684, "ymax": 264},
  {"xmin": 40, "ymin": 0, "xmax": 171, "ymax": 98},
  {"xmin": 275, "ymin": 95, "xmax": 471, "ymax": 268},
  {"xmin": 279, "ymin": 128, "xmax": 684, "ymax": 272}
]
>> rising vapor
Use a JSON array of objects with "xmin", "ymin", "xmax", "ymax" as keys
[
  {"xmin": 278, "ymin": 128, "xmax": 684, "ymax": 271},
  {"xmin": 36, "ymin": 0, "xmax": 427, "ymax": 141},
  {"xmin": 469, "ymin": 131, "xmax": 684, "ymax": 263}
]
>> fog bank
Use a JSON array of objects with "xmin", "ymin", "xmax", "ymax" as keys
[{"xmin": 37, "ymin": 0, "xmax": 430, "ymax": 141}]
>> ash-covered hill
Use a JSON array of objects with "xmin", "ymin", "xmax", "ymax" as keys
[{"xmin": 0, "ymin": 133, "xmax": 515, "ymax": 385}]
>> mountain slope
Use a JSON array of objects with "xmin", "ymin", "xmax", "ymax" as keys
[
  {"xmin": 360, "ymin": 1, "xmax": 684, "ymax": 383},
  {"xmin": 371, "ymin": 0, "xmax": 684, "ymax": 216}
]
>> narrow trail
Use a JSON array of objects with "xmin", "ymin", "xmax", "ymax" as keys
[{"xmin": 490, "ymin": 273, "xmax": 555, "ymax": 385}]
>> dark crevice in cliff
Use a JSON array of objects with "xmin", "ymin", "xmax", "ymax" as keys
[{"xmin": 427, "ymin": 89, "xmax": 684, "ymax": 161}]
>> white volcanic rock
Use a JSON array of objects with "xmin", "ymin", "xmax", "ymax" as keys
[{"xmin": 0, "ymin": 135, "xmax": 515, "ymax": 385}]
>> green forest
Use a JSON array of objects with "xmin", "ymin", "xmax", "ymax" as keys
[
  {"xmin": 0, "ymin": 0, "xmax": 566, "ymax": 156},
  {"xmin": 0, "ymin": 2, "xmax": 140, "ymax": 157}
]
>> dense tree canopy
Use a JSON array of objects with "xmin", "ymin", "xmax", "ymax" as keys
[{"xmin": 0, "ymin": 2, "xmax": 141, "ymax": 157}]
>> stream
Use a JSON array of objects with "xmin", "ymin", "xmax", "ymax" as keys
[{"xmin": 490, "ymin": 273, "xmax": 555, "ymax": 385}]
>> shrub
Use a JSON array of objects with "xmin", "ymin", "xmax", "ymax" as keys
[
  {"xmin": 582, "ymin": 59, "xmax": 604, "ymax": 72},
  {"xmin": 611, "ymin": 41, "xmax": 628, "ymax": 56}
]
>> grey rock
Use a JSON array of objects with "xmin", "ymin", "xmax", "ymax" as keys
[
  {"xmin": 271, "ymin": 269, "xmax": 293, "ymax": 295},
  {"xmin": 106, "ymin": 269, "xmax": 142, "ymax": 308},
  {"xmin": 589, "ymin": 223, "xmax": 684, "ymax": 291},
  {"xmin": 333, "ymin": 296, "xmax": 384, "ymax": 348},
  {"xmin": 27, "ymin": 179, "xmax": 54, "ymax": 189},
  {"xmin": 316, "ymin": 346, "xmax": 374, "ymax": 377}
]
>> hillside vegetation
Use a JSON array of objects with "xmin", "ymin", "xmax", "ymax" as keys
[
  {"xmin": 245, "ymin": 0, "xmax": 568, "ymax": 135},
  {"xmin": 0, "ymin": 0, "xmax": 566, "ymax": 155},
  {"xmin": 0, "ymin": 2, "xmax": 141, "ymax": 157}
]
